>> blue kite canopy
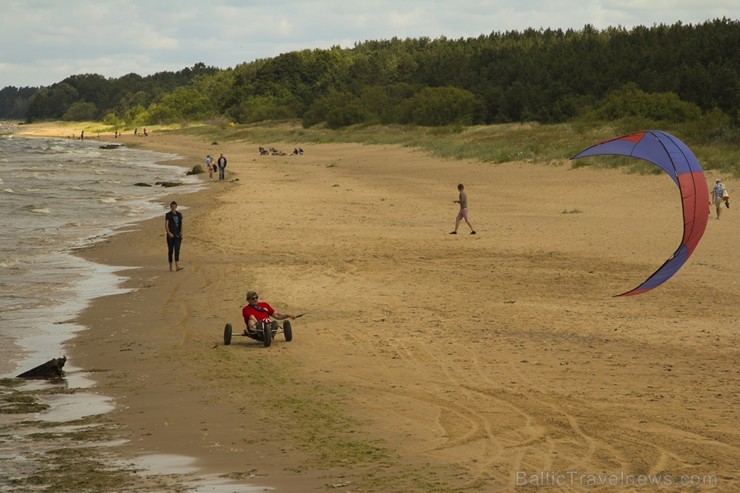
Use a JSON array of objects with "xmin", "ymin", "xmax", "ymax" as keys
[{"xmin": 571, "ymin": 130, "xmax": 709, "ymax": 296}]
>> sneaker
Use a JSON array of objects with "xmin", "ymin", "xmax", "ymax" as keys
[
  {"xmin": 470, "ymin": 231, "xmax": 477, "ymax": 235},
  {"xmin": 449, "ymin": 231, "xmax": 457, "ymax": 234}
]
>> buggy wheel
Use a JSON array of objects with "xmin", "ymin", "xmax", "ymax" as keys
[
  {"xmin": 258, "ymin": 321, "xmax": 272, "ymax": 347},
  {"xmin": 283, "ymin": 320, "xmax": 293, "ymax": 341},
  {"xmin": 224, "ymin": 323, "xmax": 232, "ymax": 345}
]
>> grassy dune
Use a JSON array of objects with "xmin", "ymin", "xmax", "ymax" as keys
[{"xmin": 170, "ymin": 121, "xmax": 740, "ymax": 177}]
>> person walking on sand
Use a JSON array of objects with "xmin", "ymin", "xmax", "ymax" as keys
[
  {"xmin": 217, "ymin": 153, "xmax": 227, "ymax": 181},
  {"xmin": 450, "ymin": 183, "xmax": 476, "ymax": 235},
  {"xmin": 165, "ymin": 201, "xmax": 184, "ymax": 271},
  {"xmin": 711, "ymin": 178, "xmax": 727, "ymax": 219},
  {"xmin": 205, "ymin": 155, "xmax": 213, "ymax": 181}
]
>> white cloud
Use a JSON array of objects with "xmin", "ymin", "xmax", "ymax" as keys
[{"xmin": 0, "ymin": 0, "xmax": 736, "ymax": 87}]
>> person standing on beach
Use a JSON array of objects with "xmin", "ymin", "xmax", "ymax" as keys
[
  {"xmin": 711, "ymin": 178, "xmax": 727, "ymax": 219},
  {"xmin": 205, "ymin": 155, "xmax": 213, "ymax": 181},
  {"xmin": 165, "ymin": 201, "xmax": 184, "ymax": 271},
  {"xmin": 217, "ymin": 154, "xmax": 227, "ymax": 181},
  {"xmin": 450, "ymin": 183, "xmax": 476, "ymax": 235}
]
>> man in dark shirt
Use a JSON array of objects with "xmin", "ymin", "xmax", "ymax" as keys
[
  {"xmin": 165, "ymin": 201, "xmax": 183, "ymax": 271},
  {"xmin": 217, "ymin": 154, "xmax": 227, "ymax": 181}
]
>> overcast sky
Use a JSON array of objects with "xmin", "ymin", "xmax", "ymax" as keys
[{"xmin": 0, "ymin": 0, "xmax": 737, "ymax": 88}]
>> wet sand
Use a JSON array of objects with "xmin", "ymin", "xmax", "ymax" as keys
[{"xmin": 18, "ymin": 124, "xmax": 740, "ymax": 491}]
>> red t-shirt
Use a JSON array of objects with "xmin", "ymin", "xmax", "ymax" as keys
[{"xmin": 242, "ymin": 301, "xmax": 275, "ymax": 324}]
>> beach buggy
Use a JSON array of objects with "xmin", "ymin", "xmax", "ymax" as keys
[
  {"xmin": 223, "ymin": 291, "xmax": 301, "ymax": 347},
  {"xmin": 223, "ymin": 318, "xmax": 292, "ymax": 347}
]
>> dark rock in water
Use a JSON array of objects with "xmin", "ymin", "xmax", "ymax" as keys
[
  {"xmin": 155, "ymin": 181, "xmax": 183, "ymax": 188},
  {"xmin": 187, "ymin": 164, "xmax": 204, "ymax": 175},
  {"xmin": 99, "ymin": 144, "xmax": 121, "ymax": 149},
  {"xmin": 134, "ymin": 182, "xmax": 152, "ymax": 187},
  {"xmin": 17, "ymin": 356, "xmax": 67, "ymax": 379}
]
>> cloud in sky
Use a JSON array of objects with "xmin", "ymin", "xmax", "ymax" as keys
[{"xmin": 0, "ymin": 0, "xmax": 736, "ymax": 87}]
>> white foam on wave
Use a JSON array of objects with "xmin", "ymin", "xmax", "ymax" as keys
[{"xmin": 1, "ymin": 135, "xmax": 204, "ymax": 378}]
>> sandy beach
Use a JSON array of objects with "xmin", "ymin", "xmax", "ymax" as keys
[{"xmin": 17, "ymin": 124, "xmax": 739, "ymax": 491}]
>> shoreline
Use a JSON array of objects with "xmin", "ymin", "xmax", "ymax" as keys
[
  {"xmin": 11, "ymin": 124, "xmax": 739, "ymax": 491},
  {"xmin": 70, "ymin": 135, "xmax": 283, "ymax": 483}
]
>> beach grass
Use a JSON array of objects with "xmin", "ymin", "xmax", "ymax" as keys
[
  {"xmin": 24, "ymin": 118, "xmax": 739, "ymax": 177},
  {"xmin": 160, "ymin": 120, "xmax": 740, "ymax": 177}
]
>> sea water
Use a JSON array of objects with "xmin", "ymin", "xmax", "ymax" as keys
[
  {"xmin": 0, "ymin": 134, "xmax": 265, "ymax": 492},
  {"xmin": 0, "ymin": 134, "xmax": 201, "ymax": 377}
]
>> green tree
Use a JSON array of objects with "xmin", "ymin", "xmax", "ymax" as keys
[
  {"xmin": 159, "ymin": 87, "xmax": 212, "ymax": 120},
  {"xmin": 62, "ymin": 74, "xmax": 110, "ymax": 111},
  {"xmin": 26, "ymin": 82, "xmax": 78, "ymax": 121},
  {"xmin": 102, "ymin": 112, "xmax": 124, "ymax": 131},
  {"xmin": 359, "ymin": 83, "xmax": 418, "ymax": 124},
  {"xmin": 124, "ymin": 104, "xmax": 146, "ymax": 124},
  {"xmin": 191, "ymin": 70, "xmax": 236, "ymax": 115},
  {"xmin": 62, "ymin": 101, "xmax": 98, "ymax": 121},
  {"xmin": 303, "ymin": 90, "xmax": 369, "ymax": 128},
  {"xmin": 0, "ymin": 86, "xmax": 36, "ymax": 119},
  {"xmin": 140, "ymin": 103, "xmax": 180, "ymax": 124},
  {"xmin": 594, "ymin": 83, "xmax": 701, "ymax": 121},
  {"xmin": 401, "ymin": 87, "xmax": 477, "ymax": 126},
  {"xmin": 238, "ymin": 95, "xmax": 301, "ymax": 123}
]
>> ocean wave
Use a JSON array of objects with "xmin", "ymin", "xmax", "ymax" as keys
[
  {"xmin": 0, "ymin": 257, "xmax": 33, "ymax": 268},
  {"xmin": 1, "ymin": 136, "xmax": 195, "ymax": 380}
]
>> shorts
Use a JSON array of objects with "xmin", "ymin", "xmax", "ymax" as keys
[
  {"xmin": 714, "ymin": 197, "xmax": 725, "ymax": 207},
  {"xmin": 457, "ymin": 208, "xmax": 470, "ymax": 221}
]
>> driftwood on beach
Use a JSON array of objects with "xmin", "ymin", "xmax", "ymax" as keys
[{"xmin": 17, "ymin": 356, "xmax": 67, "ymax": 379}]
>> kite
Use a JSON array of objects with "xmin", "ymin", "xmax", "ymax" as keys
[{"xmin": 571, "ymin": 130, "xmax": 709, "ymax": 296}]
